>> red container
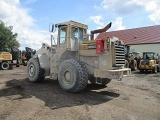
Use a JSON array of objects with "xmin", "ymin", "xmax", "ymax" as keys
[{"xmin": 96, "ymin": 39, "xmax": 104, "ymax": 54}]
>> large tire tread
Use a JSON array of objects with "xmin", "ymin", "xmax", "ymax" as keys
[
  {"xmin": 131, "ymin": 60, "xmax": 137, "ymax": 71},
  {"xmin": 58, "ymin": 59, "xmax": 88, "ymax": 93},
  {"xmin": 27, "ymin": 58, "xmax": 45, "ymax": 83},
  {"xmin": 1, "ymin": 62, "xmax": 10, "ymax": 70}
]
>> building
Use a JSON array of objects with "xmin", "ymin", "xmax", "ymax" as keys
[{"xmin": 97, "ymin": 25, "xmax": 160, "ymax": 56}]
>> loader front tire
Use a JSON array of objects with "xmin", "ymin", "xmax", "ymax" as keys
[
  {"xmin": 58, "ymin": 59, "xmax": 88, "ymax": 93},
  {"xmin": 27, "ymin": 58, "xmax": 45, "ymax": 83},
  {"xmin": 131, "ymin": 60, "xmax": 137, "ymax": 71},
  {"xmin": 1, "ymin": 62, "xmax": 10, "ymax": 70},
  {"xmin": 124, "ymin": 60, "xmax": 129, "ymax": 68}
]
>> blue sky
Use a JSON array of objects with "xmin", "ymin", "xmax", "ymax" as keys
[{"xmin": 0, "ymin": 0, "xmax": 160, "ymax": 50}]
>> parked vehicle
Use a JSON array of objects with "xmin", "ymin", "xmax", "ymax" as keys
[
  {"xmin": 26, "ymin": 20, "xmax": 131, "ymax": 93},
  {"xmin": 139, "ymin": 52, "xmax": 160, "ymax": 73},
  {"xmin": 0, "ymin": 47, "xmax": 36, "ymax": 70},
  {"xmin": 124, "ymin": 45, "xmax": 141, "ymax": 71},
  {"xmin": 0, "ymin": 52, "xmax": 12, "ymax": 70}
]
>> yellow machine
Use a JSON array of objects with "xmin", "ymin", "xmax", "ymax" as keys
[
  {"xmin": 26, "ymin": 20, "xmax": 131, "ymax": 93},
  {"xmin": 124, "ymin": 45, "xmax": 140, "ymax": 71},
  {"xmin": 139, "ymin": 52, "xmax": 160, "ymax": 73},
  {"xmin": 0, "ymin": 52, "xmax": 12, "ymax": 70},
  {"xmin": 0, "ymin": 47, "xmax": 35, "ymax": 70},
  {"xmin": 10, "ymin": 47, "xmax": 36, "ymax": 67}
]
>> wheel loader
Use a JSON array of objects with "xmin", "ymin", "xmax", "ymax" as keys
[
  {"xmin": 10, "ymin": 47, "xmax": 26, "ymax": 67},
  {"xmin": 0, "ymin": 52, "xmax": 12, "ymax": 70},
  {"xmin": 124, "ymin": 45, "xmax": 139, "ymax": 71},
  {"xmin": 26, "ymin": 20, "xmax": 131, "ymax": 93},
  {"xmin": 139, "ymin": 52, "xmax": 160, "ymax": 73},
  {"xmin": 0, "ymin": 47, "xmax": 23, "ymax": 70},
  {"xmin": 10, "ymin": 47, "xmax": 36, "ymax": 67}
]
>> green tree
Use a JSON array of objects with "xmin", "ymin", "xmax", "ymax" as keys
[{"xmin": 0, "ymin": 22, "xmax": 20, "ymax": 51}]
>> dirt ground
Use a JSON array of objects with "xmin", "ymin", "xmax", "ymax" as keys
[{"xmin": 0, "ymin": 66, "xmax": 160, "ymax": 120}]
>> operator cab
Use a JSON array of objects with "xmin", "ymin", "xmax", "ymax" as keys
[
  {"xmin": 143, "ymin": 52, "xmax": 156, "ymax": 60},
  {"xmin": 54, "ymin": 21, "xmax": 88, "ymax": 51}
]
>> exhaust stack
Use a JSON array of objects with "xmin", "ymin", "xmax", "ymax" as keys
[{"xmin": 90, "ymin": 22, "xmax": 112, "ymax": 40}]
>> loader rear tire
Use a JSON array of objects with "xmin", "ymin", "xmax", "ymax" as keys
[
  {"xmin": 78, "ymin": 60, "xmax": 88, "ymax": 78},
  {"xmin": 58, "ymin": 59, "xmax": 88, "ymax": 93},
  {"xmin": 27, "ymin": 58, "xmax": 45, "ymax": 83},
  {"xmin": 1, "ymin": 62, "xmax": 10, "ymax": 70}
]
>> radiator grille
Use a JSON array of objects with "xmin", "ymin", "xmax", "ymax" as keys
[{"xmin": 115, "ymin": 42, "xmax": 125, "ymax": 66}]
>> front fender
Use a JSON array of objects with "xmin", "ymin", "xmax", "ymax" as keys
[
  {"xmin": 36, "ymin": 53, "xmax": 50, "ymax": 76},
  {"xmin": 32, "ymin": 43, "xmax": 51, "ymax": 76}
]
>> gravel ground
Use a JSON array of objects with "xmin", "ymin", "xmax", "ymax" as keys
[{"xmin": 0, "ymin": 66, "xmax": 160, "ymax": 120}]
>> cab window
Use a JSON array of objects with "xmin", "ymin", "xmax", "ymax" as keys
[
  {"xmin": 79, "ymin": 28, "xmax": 83, "ymax": 41},
  {"xmin": 71, "ymin": 27, "xmax": 78, "ymax": 41},
  {"xmin": 71, "ymin": 27, "xmax": 86, "ymax": 41},
  {"xmin": 59, "ymin": 27, "xmax": 67, "ymax": 44}
]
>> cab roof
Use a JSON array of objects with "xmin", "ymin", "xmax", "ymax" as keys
[{"xmin": 55, "ymin": 20, "xmax": 88, "ymax": 29}]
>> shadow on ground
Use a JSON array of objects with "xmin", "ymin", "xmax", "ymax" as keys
[{"xmin": 0, "ymin": 78, "xmax": 119, "ymax": 109}]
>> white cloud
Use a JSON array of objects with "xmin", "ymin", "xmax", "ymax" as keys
[
  {"xmin": 95, "ymin": 0, "xmax": 142, "ymax": 14},
  {"xmin": 5, "ymin": 0, "xmax": 20, "ymax": 5},
  {"xmin": 130, "ymin": 0, "xmax": 160, "ymax": 24},
  {"xmin": 90, "ymin": 15, "xmax": 104, "ymax": 26},
  {"xmin": 111, "ymin": 17, "xmax": 125, "ymax": 31},
  {"xmin": 144, "ymin": 1, "xmax": 160, "ymax": 24},
  {"xmin": 0, "ymin": 0, "xmax": 50, "ymax": 50},
  {"xmin": 97, "ymin": 0, "xmax": 160, "ymax": 24},
  {"xmin": 90, "ymin": 15, "xmax": 125, "ymax": 31},
  {"xmin": 148, "ymin": 10, "xmax": 160, "ymax": 24}
]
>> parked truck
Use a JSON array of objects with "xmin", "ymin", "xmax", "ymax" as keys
[{"xmin": 26, "ymin": 20, "xmax": 131, "ymax": 93}]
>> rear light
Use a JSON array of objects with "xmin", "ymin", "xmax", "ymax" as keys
[{"xmin": 96, "ymin": 39, "xmax": 104, "ymax": 54}]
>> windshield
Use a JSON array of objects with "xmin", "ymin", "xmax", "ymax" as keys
[
  {"xmin": 71, "ymin": 27, "xmax": 85, "ymax": 41},
  {"xmin": 143, "ymin": 53, "xmax": 154, "ymax": 59}
]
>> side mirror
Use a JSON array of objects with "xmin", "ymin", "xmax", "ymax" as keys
[{"xmin": 49, "ymin": 23, "xmax": 55, "ymax": 32}]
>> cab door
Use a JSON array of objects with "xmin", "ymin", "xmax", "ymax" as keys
[{"xmin": 57, "ymin": 26, "xmax": 68, "ymax": 59}]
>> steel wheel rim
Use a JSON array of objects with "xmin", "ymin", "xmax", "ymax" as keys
[
  {"xmin": 63, "ymin": 70, "xmax": 73, "ymax": 84},
  {"xmin": 29, "ymin": 64, "xmax": 35, "ymax": 77},
  {"xmin": 3, "ymin": 63, "xmax": 9, "ymax": 68}
]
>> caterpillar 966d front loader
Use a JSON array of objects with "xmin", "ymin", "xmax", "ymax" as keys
[{"xmin": 26, "ymin": 20, "xmax": 131, "ymax": 93}]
